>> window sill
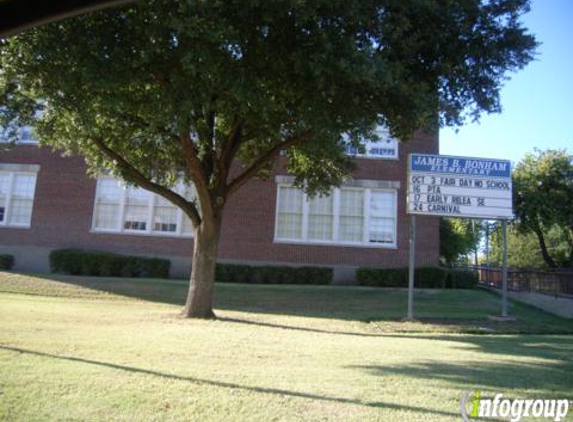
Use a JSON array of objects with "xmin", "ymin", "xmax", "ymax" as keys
[
  {"xmin": 0, "ymin": 224, "xmax": 32, "ymax": 230},
  {"xmin": 90, "ymin": 228, "xmax": 193, "ymax": 239},
  {"xmin": 349, "ymin": 155, "xmax": 399, "ymax": 161},
  {"xmin": 0, "ymin": 140, "xmax": 39, "ymax": 145},
  {"xmin": 273, "ymin": 238, "xmax": 397, "ymax": 249}
]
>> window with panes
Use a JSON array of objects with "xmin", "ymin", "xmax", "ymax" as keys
[
  {"xmin": 275, "ymin": 185, "xmax": 396, "ymax": 247},
  {"xmin": 0, "ymin": 170, "xmax": 38, "ymax": 228},
  {"xmin": 92, "ymin": 176, "xmax": 196, "ymax": 237}
]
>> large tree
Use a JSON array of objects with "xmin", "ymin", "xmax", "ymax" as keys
[
  {"xmin": 513, "ymin": 149, "xmax": 573, "ymax": 268},
  {"xmin": 0, "ymin": 0, "xmax": 536, "ymax": 318},
  {"xmin": 488, "ymin": 222, "xmax": 570, "ymax": 269},
  {"xmin": 439, "ymin": 218, "xmax": 481, "ymax": 265}
]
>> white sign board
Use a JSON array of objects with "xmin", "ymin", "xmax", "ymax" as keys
[{"xmin": 407, "ymin": 153, "xmax": 513, "ymax": 219}]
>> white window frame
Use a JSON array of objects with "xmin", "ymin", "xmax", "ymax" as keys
[
  {"xmin": 0, "ymin": 165, "xmax": 39, "ymax": 229},
  {"xmin": 273, "ymin": 185, "xmax": 305, "ymax": 242},
  {"xmin": 344, "ymin": 127, "xmax": 399, "ymax": 160},
  {"xmin": 91, "ymin": 176, "xmax": 194, "ymax": 238},
  {"xmin": 0, "ymin": 125, "xmax": 39, "ymax": 145},
  {"xmin": 16, "ymin": 126, "xmax": 39, "ymax": 145},
  {"xmin": 274, "ymin": 184, "xmax": 398, "ymax": 249}
]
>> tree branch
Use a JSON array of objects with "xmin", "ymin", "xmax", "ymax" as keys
[
  {"xmin": 178, "ymin": 131, "xmax": 215, "ymax": 219},
  {"xmin": 91, "ymin": 137, "xmax": 202, "ymax": 227},
  {"xmin": 220, "ymin": 117, "xmax": 244, "ymax": 177},
  {"xmin": 226, "ymin": 130, "xmax": 313, "ymax": 196},
  {"xmin": 532, "ymin": 223, "xmax": 557, "ymax": 269}
]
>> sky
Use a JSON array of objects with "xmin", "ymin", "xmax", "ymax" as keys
[{"xmin": 440, "ymin": 0, "xmax": 573, "ymax": 165}]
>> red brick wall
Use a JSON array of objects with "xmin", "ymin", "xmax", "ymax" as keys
[{"xmin": 0, "ymin": 131, "xmax": 439, "ymax": 269}]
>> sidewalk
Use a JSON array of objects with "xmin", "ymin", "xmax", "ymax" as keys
[{"xmin": 508, "ymin": 290, "xmax": 573, "ymax": 319}]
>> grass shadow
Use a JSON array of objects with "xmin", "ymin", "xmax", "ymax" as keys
[
  {"xmin": 351, "ymin": 356, "xmax": 573, "ymax": 393},
  {"xmin": 0, "ymin": 344, "xmax": 457, "ymax": 418},
  {"xmin": 378, "ymin": 333, "xmax": 573, "ymax": 363},
  {"xmin": 218, "ymin": 316, "xmax": 382, "ymax": 338},
  {"xmin": 3, "ymin": 272, "xmax": 573, "ymax": 334}
]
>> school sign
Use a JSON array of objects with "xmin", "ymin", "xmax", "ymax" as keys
[{"xmin": 407, "ymin": 153, "xmax": 513, "ymax": 219}]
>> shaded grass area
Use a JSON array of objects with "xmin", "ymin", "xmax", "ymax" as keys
[
  {"xmin": 0, "ymin": 272, "xmax": 572, "ymax": 422},
  {"xmin": 1, "ymin": 272, "xmax": 572, "ymax": 334}
]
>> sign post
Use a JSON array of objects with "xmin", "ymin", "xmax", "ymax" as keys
[
  {"xmin": 406, "ymin": 153, "xmax": 513, "ymax": 319},
  {"xmin": 406, "ymin": 214, "xmax": 416, "ymax": 321},
  {"xmin": 501, "ymin": 219, "xmax": 509, "ymax": 317}
]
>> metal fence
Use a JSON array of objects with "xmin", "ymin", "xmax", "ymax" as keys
[{"xmin": 456, "ymin": 265, "xmax": 573, "ymax": 298}]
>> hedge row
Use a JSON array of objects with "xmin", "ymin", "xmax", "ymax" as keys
[
  {"xmin": 42, "ymin": 248, "xmax": 475, "ymax": 288},
  {"xmin": 216, "ymin": 263, "xmax": 332, "ymax": 285},
  {"xmin": 0, "ymin": 254, "xmax": 14, "ymax": 270},
  {"xmin": 446, "ymin": 268, "xmax": 480, "ymax": 289},
  {"xmin": 357, "ymin": 266, "xmax": 478, "ymax": 289},
  {"xmin": 48, "ymin": 250, "xmax": 332, "ymax": 284},
  {"xmin": 49, "ymin": 249, "xmax": 170, "ymax": 278}
]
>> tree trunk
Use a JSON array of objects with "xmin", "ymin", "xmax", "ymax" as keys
[
  {"xmin": 567, "ymin": 226, "xmax": 573, "ymax": 268},
  {"xmin": 181, "ymin": 216, "xmax": 222, "ymax": 318},
  {"xmin": 533, "ymin": 226, "xmax": 557, "ymax": 269}
]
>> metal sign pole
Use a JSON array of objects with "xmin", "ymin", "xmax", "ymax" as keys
[
  {"xmin": 406, "ymin": 214, "xmax": 416, "ymax": 321},
  {"xmin": 501, "ymin": 219, "xmax": 509, "ymax": 317},
  {"xmin": 485, "ymin": 222, "xmax": 490, "ymax": 266}
]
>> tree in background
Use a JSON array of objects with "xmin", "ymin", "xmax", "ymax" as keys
[
  {"xmin": 512, "ymin": 149, "xmax": 573, "ymax": 268},
  {"xmin": 439, "ymin": 218, "xmax": 481, "ymax": 265},
  {"xmin": 1, "ymin": 0, "xmax": 537, "ymax": 318},
  {"xmin": 488, "ymin": 223, "xmax": 570, "ymax": 269}
]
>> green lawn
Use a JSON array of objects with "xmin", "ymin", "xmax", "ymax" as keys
[{"xmin": 1, "ymin": 272, "xmax": 572, "ymax": 422}]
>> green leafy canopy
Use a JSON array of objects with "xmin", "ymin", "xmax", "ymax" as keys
[
  {"xmin": 513, "ymin": 149, "xmax": 573, "ymax": 267},
  {"xmin": 1, "ymin": 0, "xmax": 537, "ymax": 226},
  {"xmin": 439, "ymin": 218, "xmax": 481, "ymax": 265}
]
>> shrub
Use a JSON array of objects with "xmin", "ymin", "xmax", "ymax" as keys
[
  {"xmin": 216, "ymin": 263, "xmax": 333, "ymax": 285},
  {"xmin": 215, "ymin": 264, "xmax": 252, "ymax": 283},
  {"xmin": 445, "ymin": 268, "xmax": 479, "ymax": 289},
  {"xmin": 50, "ymin": 249, "xmax": 84, "ymax": 275},
  {"xmin": 357, "ymin": 268, "xmax": 407, "ymax": 287},
  {"xmin": 415, "ymin": 267, "xmax": 447, "ymax": 288},
  {"xmin": 0, "ymin": 254, "xmax": 15, "ymax": 270},
  {"xmin": 357, "ymin": 266, "xmax": 461, "ymax": 289},
  {"xmin": 143, "ymin": 258, "xmax": 171, "ymax": 278},
  {"xmin": 252, "ymin": 266, "xmax": 295, "ymax": 284},
  {"xmin": 295, "ymin": 266, "xmax": 332, "ymax": 285},
  {"xmin": 49, "ymin": 249, "xmax": 170, "ymax": 278}
]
